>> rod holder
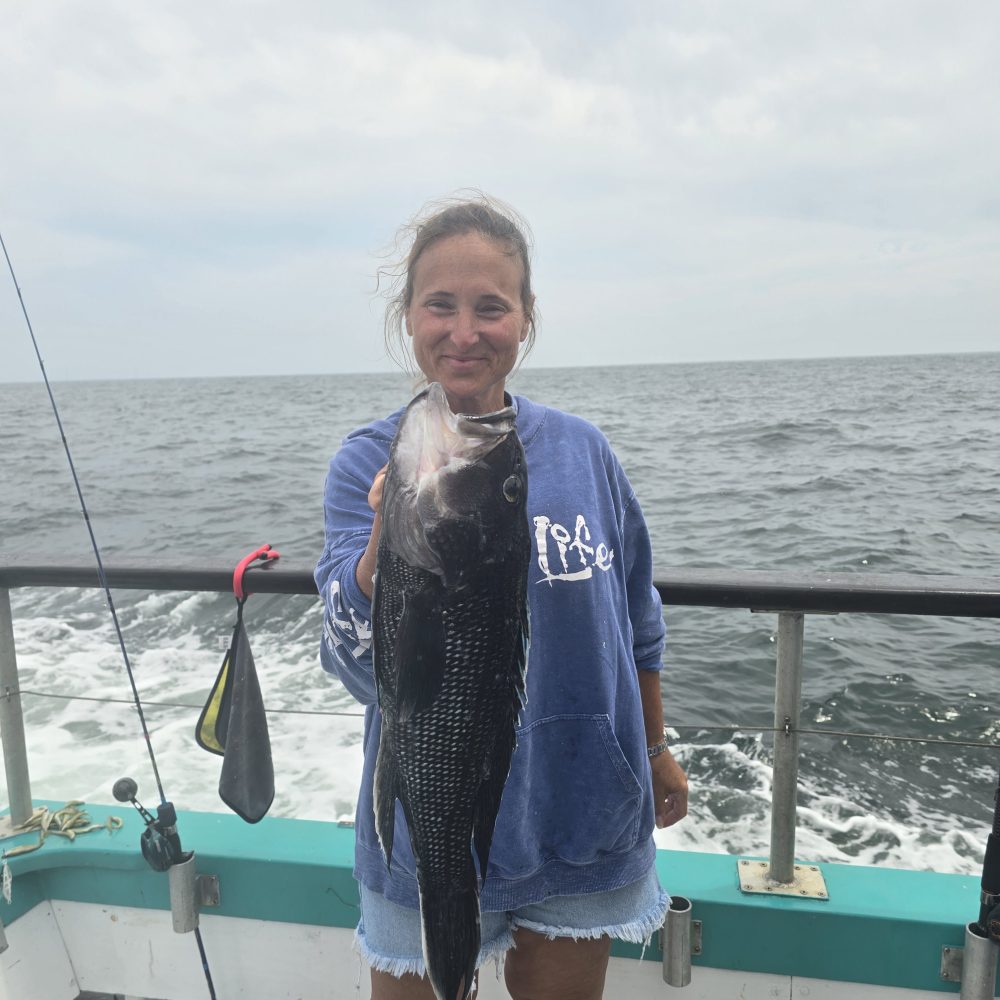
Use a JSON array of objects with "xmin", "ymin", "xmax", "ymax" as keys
[
  {"xmin": 662, "ymin": 895, "xmax": 692, "ymax": 988},
  {"xmin": 168, "ymin": 853, "xmax": 200, "ymax": 933},
  {"xmin": 959, "ymin": 922, "xmax": 999, "ymax": 1000}
]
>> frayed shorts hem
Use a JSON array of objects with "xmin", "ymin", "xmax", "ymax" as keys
[
  {"xmin": 512, "ymin": 887, "xmax": 670, "ymax": 945},
  {"xmin": 355, "ymin": 866, "xmax": 668, "ymax": 979},
  {"xmin": 354, "ymin": 923, "xmax": 516, "ymax": 980}
]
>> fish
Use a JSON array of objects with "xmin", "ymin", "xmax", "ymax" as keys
[{"xmin": 372, "ymin": 382, "xmax": 530, "ymax": 1000}]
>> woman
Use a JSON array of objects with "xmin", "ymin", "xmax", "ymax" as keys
[{"xmin": 315, "ymin": 195, "xmax": 688, "ymax": 1000}]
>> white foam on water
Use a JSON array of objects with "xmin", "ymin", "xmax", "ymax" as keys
[
  {"xmin": 653, "ymin": 736, "xmax": 985, "ymax": 876},
  {"xmin": 3, "ymin": 601, "xmax": 368, "ymax": 824},
  {"xmin": 2, "ymin": 603, "xmax": 990, "ymax": 877}
]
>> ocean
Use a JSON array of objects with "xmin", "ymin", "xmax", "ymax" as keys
[{"xmin": 1, "ymin": 352, "xmax": 998, "ymax": 876}]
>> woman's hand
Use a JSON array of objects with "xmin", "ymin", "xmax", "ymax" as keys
[
  {"xmin": 355, "ymin": 465, "xmax": 388, "ymax": 599},
  {"xmin": 368, "ymin": 465, "xmax": 387, "ymax": 515},
  {"xmin": 636, "ymin": 670, "xmax": 689, "ymax": 829},
  {"xmin": 651, "ymin": 748, "xmax": 688, "ymax": 829}
]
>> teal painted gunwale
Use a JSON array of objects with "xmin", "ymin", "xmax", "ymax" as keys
[{"xmin": 2, "ymin": 801, "xmax": 989, "ymax": 994}]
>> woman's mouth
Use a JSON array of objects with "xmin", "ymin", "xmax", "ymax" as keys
[{"xmin": 442, "ymin": 355, "xmax": 484, "ymax": 368}]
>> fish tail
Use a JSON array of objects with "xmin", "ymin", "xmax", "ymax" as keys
[{"xmin": 419, "ymin": 880, "xmax": 480, "ymax": 1000}]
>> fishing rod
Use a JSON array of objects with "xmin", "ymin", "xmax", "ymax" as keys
[
  {"xmin": 1, "ymin": 229, "xmax": 218, "ymax": 1000},
  {"xmin": 976, "ymin": 768, "xmax": 1000, "ymax": 938},
  {"xmin": 953, "ymin": 767, "xmax": 1000, "ymax": 999}
]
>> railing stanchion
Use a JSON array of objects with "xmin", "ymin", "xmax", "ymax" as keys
[
  {"xmin": 768, "ymin": 610, "xmax": 804, "ymax": 884},
  {"xmin": 0, "ymin": 587, "xmax": 33, "ymax": 827}
]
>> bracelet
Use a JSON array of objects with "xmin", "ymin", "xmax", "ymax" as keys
[{"xmin": 647, "ymin": 730, "xmax": 670, "ymax": 758}]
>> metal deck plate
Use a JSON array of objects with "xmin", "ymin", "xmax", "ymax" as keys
[
  {"xmin": 940, "ymin": 944, "xmax": 964, "ymax": 983},
  {"xmin": 737, "ymin": 859, "xmax": 829, "ymax": 899}
]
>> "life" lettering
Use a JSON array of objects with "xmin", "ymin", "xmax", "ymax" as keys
[{"xmin": 532, "ymin": 513, "xmax": 614, "ymax": 584}]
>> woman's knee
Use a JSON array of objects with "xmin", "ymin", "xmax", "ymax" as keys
[{"xmin": 504, "ymin": 928, "xmax": 611, "ymax": 1000}]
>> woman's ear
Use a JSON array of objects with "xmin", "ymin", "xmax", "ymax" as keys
[{"xmin": 520, "ymin": 295, "xmax": 536, "ymax": 342}]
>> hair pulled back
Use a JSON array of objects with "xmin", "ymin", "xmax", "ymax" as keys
[{"xmin": 379, "ymin": 192, "xmax": 537, "ymax": 375}]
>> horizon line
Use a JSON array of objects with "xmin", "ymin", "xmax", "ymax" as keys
[{"xmin": 2, "ymin": 347, "xmax": 997, "ymax": 388}]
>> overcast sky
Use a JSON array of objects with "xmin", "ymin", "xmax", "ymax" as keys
[{"xmin": 1, "ymin": 1, "xmax": 998, "ymax": 382}]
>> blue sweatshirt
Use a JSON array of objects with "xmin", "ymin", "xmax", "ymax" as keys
[{"xmin": 314, "ymin": 394, "xmax": 666, "ymax": 911}]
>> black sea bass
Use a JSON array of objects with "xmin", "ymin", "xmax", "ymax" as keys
[{"xmin": 373, "ymin": 382, "xmax": 530, "ymax": 1000}]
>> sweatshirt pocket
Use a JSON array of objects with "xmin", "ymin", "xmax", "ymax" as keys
[{"xmin": 487, "ymin": 713, "xmax": 644, "ymax": 879}]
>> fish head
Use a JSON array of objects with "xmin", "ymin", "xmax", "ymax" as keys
[{"xmin": 381, "ymin": 382, "xmax": 527, "ymax": 587}]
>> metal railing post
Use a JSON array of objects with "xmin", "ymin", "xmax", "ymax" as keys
[
  {"xmin": 0, "ymin": 587, "xmax": 33, "ymax": 827},
  {"xmin": 768, "ymin": 611, "xmax": 804, "ymax": 884}
]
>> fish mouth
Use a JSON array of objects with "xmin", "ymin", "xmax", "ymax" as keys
[
  {"xmin": 404, "ymin": 383, "xmax": 515, "ymax": 481},
  {"xmin": 381, "ymin": 383, "xmax": 518, "ymax": 577}
]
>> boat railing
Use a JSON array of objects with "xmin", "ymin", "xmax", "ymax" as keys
[{"xmin": 2, "ymin": 558, "xmax": 999, "ymax": 892}]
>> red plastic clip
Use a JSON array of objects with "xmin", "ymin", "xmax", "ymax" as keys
[{"xmin": 233, "ymin": 544, "xmax": 281, "ymax": 601}]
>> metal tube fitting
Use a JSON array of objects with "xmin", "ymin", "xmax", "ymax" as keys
[
  {"xmin": 168, "ymin": 853, "xmax": 200, "ymax": 933},
  {"xmin": 662, "ymin": 895, "xmax": 692, "ymax": 988},
  {"xmin": 960, "ymin": 922, "xmax": 999, "ymax": 1000}
]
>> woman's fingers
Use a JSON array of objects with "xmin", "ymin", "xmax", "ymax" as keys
[{"xmin": 369, "ymin": 465, "xmax": 388, "ymax": 513}]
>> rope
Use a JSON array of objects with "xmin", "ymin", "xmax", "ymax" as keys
[
  {"xmin": 670, "ymin": 722, "xmax": 1000, "ymax": 751},
  {"xmin": 10, "ymin": 687, "xmax": 366, "ymax": 717},
  {"xmin": 8, "ymin": 687, "xmax": 997, "ymax": 751}
]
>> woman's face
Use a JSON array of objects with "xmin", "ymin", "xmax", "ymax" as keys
[{"xmin": 406, "ymin": 232, "xmax": 531, "ymax": 416}]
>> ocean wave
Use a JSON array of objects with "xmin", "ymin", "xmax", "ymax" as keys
[{"xmin": 4, "ymin": 355, "xmax": 999, "ymax": 876}]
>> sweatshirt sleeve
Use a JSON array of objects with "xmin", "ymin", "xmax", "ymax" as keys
[
  {"xmin": 621, "ymin": 489, "xmax": 666, "ymax": 672},
  {"xmin": 314, "ymin": 429, "xmax": 391, "ymax": 706}
]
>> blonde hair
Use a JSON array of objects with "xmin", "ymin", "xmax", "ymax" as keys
[{"xmin": 377, "ymin": 191, "xmax": 538, "ymax": 376}]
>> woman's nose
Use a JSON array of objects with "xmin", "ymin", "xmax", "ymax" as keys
[{"xmin": 450, "ymin": 310, "xmax": 478, "ymax": 348}]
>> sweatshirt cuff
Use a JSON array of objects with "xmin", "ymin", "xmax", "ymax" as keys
[
  {"xmin": 337, "ymin": 552, "xmax": 374, "ymax": 622},
  {"xmin": 634, "ymin": 643, "xmax": 665, "ymax": 672}
]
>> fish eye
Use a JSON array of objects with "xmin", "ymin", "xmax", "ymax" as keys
[{"xmin": 502, "ymin": 475, "xmax": 522, "ymax": 503}]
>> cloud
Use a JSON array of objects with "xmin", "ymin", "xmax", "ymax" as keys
[{"xmin": 1, "ymin": 0, "xmax": 997, "ymax": 380}]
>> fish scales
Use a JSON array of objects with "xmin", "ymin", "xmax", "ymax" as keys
[{"xmin": 372, "ymin": 383, "xmax": 529, "ymax": 1000}]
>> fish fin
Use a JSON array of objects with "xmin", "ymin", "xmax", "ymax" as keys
[
  {"xmin": 373, "ymin": 739, "xmax": 399, "ymax": 872},
  {"xmin": 515, "ymin": 599, "xmax": 530, "ymax": 709},
  {"xmin": 472, "ymin": 719, "xmax": 518, "ymax": 883},
  {"xmin": 419, "ymin": 871, "xmax": 480, "ymax": 1000},
  {"xmin": 394, "ymin": 587, "xmax": 446, "ymax": 722}
]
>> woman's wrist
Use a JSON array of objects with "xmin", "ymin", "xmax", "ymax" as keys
[{"xmin": 647, "ymin": 727, "xmax": 670, "ymax": 758}]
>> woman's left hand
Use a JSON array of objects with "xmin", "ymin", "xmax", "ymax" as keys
[{"xmin": 651, "ymin": 748, "xmax": 688, "ymax": 829}]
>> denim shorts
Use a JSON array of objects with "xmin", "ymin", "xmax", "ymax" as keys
[{"xmin": 355, "ymin": 866, "xmax": 669, "ymax": 979}]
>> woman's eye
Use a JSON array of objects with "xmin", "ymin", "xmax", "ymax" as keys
[{"xmin": 479, "ymin": 304, "xmax": 506, "ymax": 318}]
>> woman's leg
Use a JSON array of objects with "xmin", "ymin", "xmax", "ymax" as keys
[
  {"xmin": 370, "ymin": 969, "xmax": 438, "ymax": 999},
  {"xmin": 503, "ymin": 928, "xmax": 611, "ymax": 1000},
  {"xmin": 502, "ymin": 865, "xmax": 668, "ymax": 1000}
]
